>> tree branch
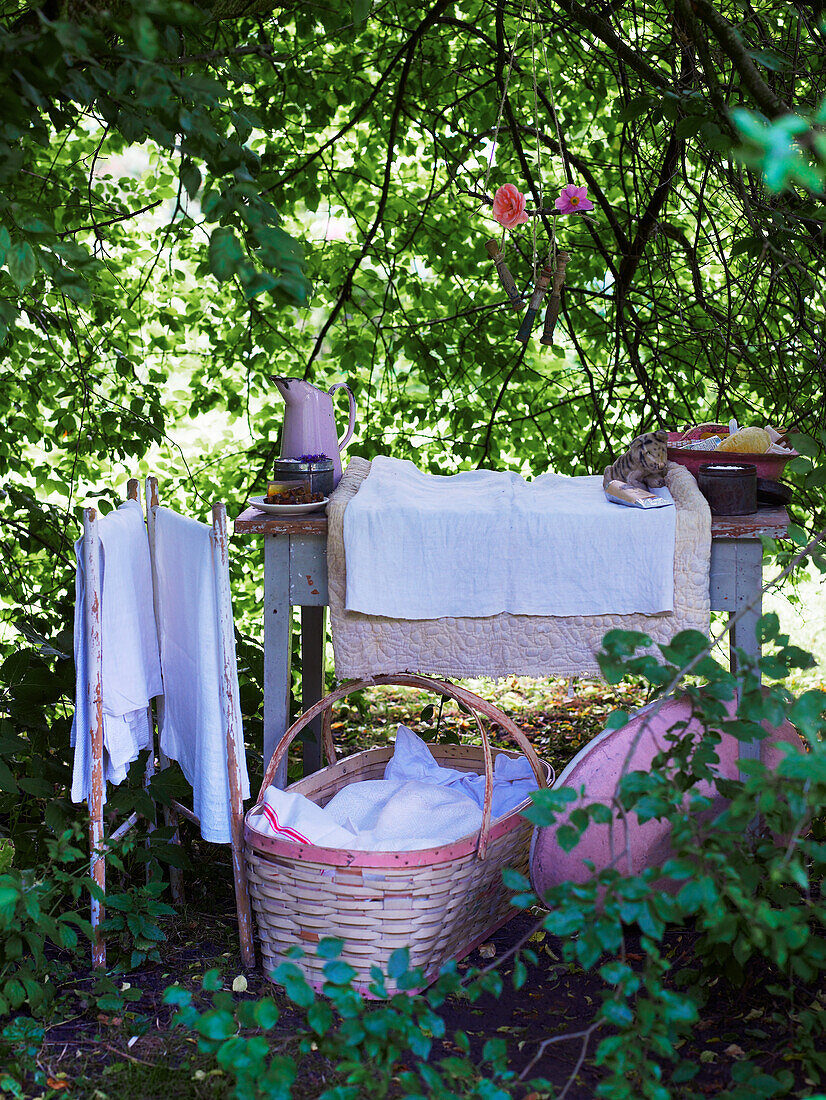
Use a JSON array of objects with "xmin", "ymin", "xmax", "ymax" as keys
[
  {"xmin": 551, "ymin": 0, "xmax": 672, "ymax": 91},
  {"xmin": 691, "ymin": 0, "xmax": 790, "ymax": 118},
  {"xmin": 616, "ymin": 129, "xmax": 680, "ymax": 301}
]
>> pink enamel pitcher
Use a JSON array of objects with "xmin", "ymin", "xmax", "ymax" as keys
[{"xmin": 272, "ymin": 377, "xmax": 356, "ymax": 487}]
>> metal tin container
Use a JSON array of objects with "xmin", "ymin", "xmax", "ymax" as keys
[
  {"xmin": 273, "ymin": 456, "xmax": 334, "ymax": 499},
  {"xmin": 697, "ymin": 463, "xmax": 757, "ymax": 516}
]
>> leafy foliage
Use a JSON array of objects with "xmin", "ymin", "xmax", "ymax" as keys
[
  {"xmin": 164, "ymin": 947, "xmax": 529, "ymax": 1100},
  {"xmin": 0, "ymin": 1016, "xmax": 47, "ymax": 1099},
  {"xmin": 521, "ymin": 618, "xmax": 826, "ymax": 1095},
  {"xmin": 0, "ymin": 827, "xmax": 90, "ymax": 1018},
  {"xmin": 99, "ymin": 877, "xmax": 176, "ymax": 970}
]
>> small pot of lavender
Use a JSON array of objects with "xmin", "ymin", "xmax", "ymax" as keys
[{"xmin": 273, "ymin": 455, "xmax": 334, "ymax": 500}]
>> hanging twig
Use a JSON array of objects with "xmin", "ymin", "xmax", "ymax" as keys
[
  {"xmin": 516, "ymin": 264, "xmax": 553, "ymax": 343},
  {"xmin": 485, "ymin": 238, "xmax": 524, "ymax": 309},
  {"xmin": 540, "ymin": 251, "xmax": 571, "ymax": 346}
]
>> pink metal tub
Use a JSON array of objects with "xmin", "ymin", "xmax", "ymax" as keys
[{"xmin": 530, "ymin": 692, "xmax": 802, "ymax": 898}]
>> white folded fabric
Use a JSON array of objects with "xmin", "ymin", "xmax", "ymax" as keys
[
  {"xmin": 71, "ymin": 500, "xmax": 163, "ymax": 803},
  {"xmin": 342, "ymin": 456, "xmax": 676, "ymax": 619},
  {"xmin": 252, "ymin": 725, "xmax": 537, "ymax": 851},
  {"xmin": 385, "ymin": 725, "xmax": 538, "ymax": 819},
  {"xmin": 153, "ymin": 508, "xmax": 250, "ymax": 844},
  {"xmin": 337, "ymin": 780, "xmax": 483, "ymax": 852},
  {"xmin": 256, "ymin": 787, "xmax": 356, "ymax": 848}
]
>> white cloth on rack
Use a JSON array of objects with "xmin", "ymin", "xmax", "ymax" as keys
[
  {"xmin": 153, "ymin": 507, "xmax": 250, "ymax": 844},
  {"xmin": 250, "ymin": 725, "xmax": 537, "ymax": 851},
  {"xmin": 342, "ymin": 456, "xmax": 676, "ymax": 619},
  {"xmin": 71, "ymin": 500, "xmax": 163, "ymax": 803}
]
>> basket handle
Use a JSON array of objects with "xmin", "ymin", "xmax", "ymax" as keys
[
  {"xmin": 257, "ymin": 673, "xmax": 549, "ymax": 860},
  {"xmin": 674, "ymin": 422, "xmax": 727, "ymax": 441}
]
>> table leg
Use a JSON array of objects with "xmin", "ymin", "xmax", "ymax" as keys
[
  {"xmin": 264, "ymin": 534, "xmax": 291, "ymax": 787},
  {"xmin": 729, "ymin": 540, "xmax": 764, "ymax": 775},
  {"xmin": 301, "ymin": 606, "xmax": 326, "ymax": 774}
]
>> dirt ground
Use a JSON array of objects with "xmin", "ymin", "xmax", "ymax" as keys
[{"xmin": 36, "ymin": 887, "xmax": 819, "ymax": 1100}]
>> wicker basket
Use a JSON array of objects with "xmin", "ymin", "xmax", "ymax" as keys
[{"xmin": 244, "ymin": 674, "xmax": 552, "ymax": 996}]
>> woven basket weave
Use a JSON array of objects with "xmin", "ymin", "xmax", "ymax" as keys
[{"xmin": 244, "ymin": 674, "xmax": 552, "ymax": 996}]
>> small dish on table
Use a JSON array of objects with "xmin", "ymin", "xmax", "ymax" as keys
[{"xmin": 248, "ymin": 496, "xmax": 328, "ymax": 516}]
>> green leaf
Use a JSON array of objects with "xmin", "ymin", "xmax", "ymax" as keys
[
  {"xmin": 252, "ymin": 998, "xmax": 279, "ymax": 1030},
  {"xmin": 748, "ymin": 48, "xmax": 787, "ymax": 72},
  {"xmin": 677, "ymin": 876, "xmax": 718, "ymax": 913},
  {"xmin": 208, "ymin": 228, "xmax": 244, "ymax": 281},
  {"xmin": 316, "ymin": 937, "xmax": 344, "ymax": 959},
  {"xmin": 556, "ymin": 824, "xmax": 580, "ymax": 852},
  {"xmin": 306, "ymin": 1000, "xmax": 333, "ymax": 1035},
  {"xmin": 18, "ymin": 777, "xmax": 54, "ymax": 797},
  {"xmin": 604, "ymin": 709, "xmax": 629, "ymax": 730},
  {"xmin": 599, "ymin": 960, "xmax": 632, "ymax": 985},
  {"xmin": 201, "ymin": 969, "xmax": 223, "ymax": 992},
  {"xmin": 272, "ymin": 962, "xmax": 315, "ymax": 1007},
  {"xmin": 353, "ymin": 0, "xmax": 371, "ymax": 23},
  {"xmin": 601, "ymin": 998, "xmax": 634, "ymax": 1027},
  {"xmin": 675, "ymin": 116, "xmax": 703, "ymax": 138},
  {"xmin": 0, "ymin": 758, "xmax": 19, "ymax": 794},
  {"xmin": 181, "ymin": 161, "xmax": 202, "ymax": 199},
  {"xmin": 132, "ymin": 13, "xmax": 161, "ymax": 59},
  {"xmin": 387, "ymin": 947, "xmax": 410, "ymax": 980},
  {"xmin": 196, "ymin": 1009, "xmax": 235, "ymax": 1041},
  {"xmin": 672, "ymin": 1060, "xmax": 700, "ymax": 1083},
  {"xmin": 787, "ymin": 432, "xmax": 820, "ymax": 457},
  {"xmin": 790, "ymin": 691, "xmax": 826, "ymax": 740},
  {"xmin": 617, "ymin": 95, "xmax": 653, "ymax": 121},
  {"xmin": 501, "ymin": 867, "xmax": 531, "ymax": 891},
  {"xmin": 163, "ymin": 985, "xmax": 192, "ymax": 1007},
  {"xmin": 323, "ymin": 959, "xmax": 357, "ymax": 986},
  {"xmin": 7, "ymin": 242, "xmax": 37, "ymax": 290},
  {"xmin": 241, "ymin": 269, "xmax": 279, "ymax": 300}
]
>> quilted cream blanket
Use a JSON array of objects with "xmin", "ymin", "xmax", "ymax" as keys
[{"xmin": 328, "ymin": 458, "xmax": 711, "ymax": 680}]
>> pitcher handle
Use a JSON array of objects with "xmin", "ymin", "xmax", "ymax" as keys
[{"xmin": 329, "ymin": 382, "xmax": 356, "ymax": 452}]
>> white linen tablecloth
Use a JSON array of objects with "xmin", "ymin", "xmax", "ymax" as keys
[{"xmin": 343, "ymin": 457, "xmax": 676, "ymax": 618}]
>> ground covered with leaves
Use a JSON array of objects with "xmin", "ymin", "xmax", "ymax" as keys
[
  {"xmin": 5, "ymin": 678, "xmax": 825, "ymax": 1099},
  {"xmin": 27, "ymin": 908, "xmax": 822, "ymax": 1100}
]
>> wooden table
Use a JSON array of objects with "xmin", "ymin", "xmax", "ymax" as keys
[{"xmin": 234, "ymin": 505, "xmax": 789, "ymax": 786}]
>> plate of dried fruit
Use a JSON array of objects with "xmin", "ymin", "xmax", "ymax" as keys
[{"xmin": 248, "ymin": 495, "xmax": 328, "ymax": 516}]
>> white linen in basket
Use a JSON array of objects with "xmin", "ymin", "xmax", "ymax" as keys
[{"xmin": 250, "ymin": 725, "xmax": 537, "ymax": 851}]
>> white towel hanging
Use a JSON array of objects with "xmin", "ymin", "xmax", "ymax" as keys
[
  {"xmin": 70, "ymin": 499, "xmax": 162, "ymax": 803},
  {"xmin": 153, "ymin": 507, "xmax": 250, "ymax": 844}
]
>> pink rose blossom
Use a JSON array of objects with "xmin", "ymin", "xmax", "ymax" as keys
[
  {"xmin": 554, "ymin": 184, "xmax": 594, "ymax": 215},
  {"xmin": 492, "ymin": 184, "xmax": 529, "ymax": 228}
]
